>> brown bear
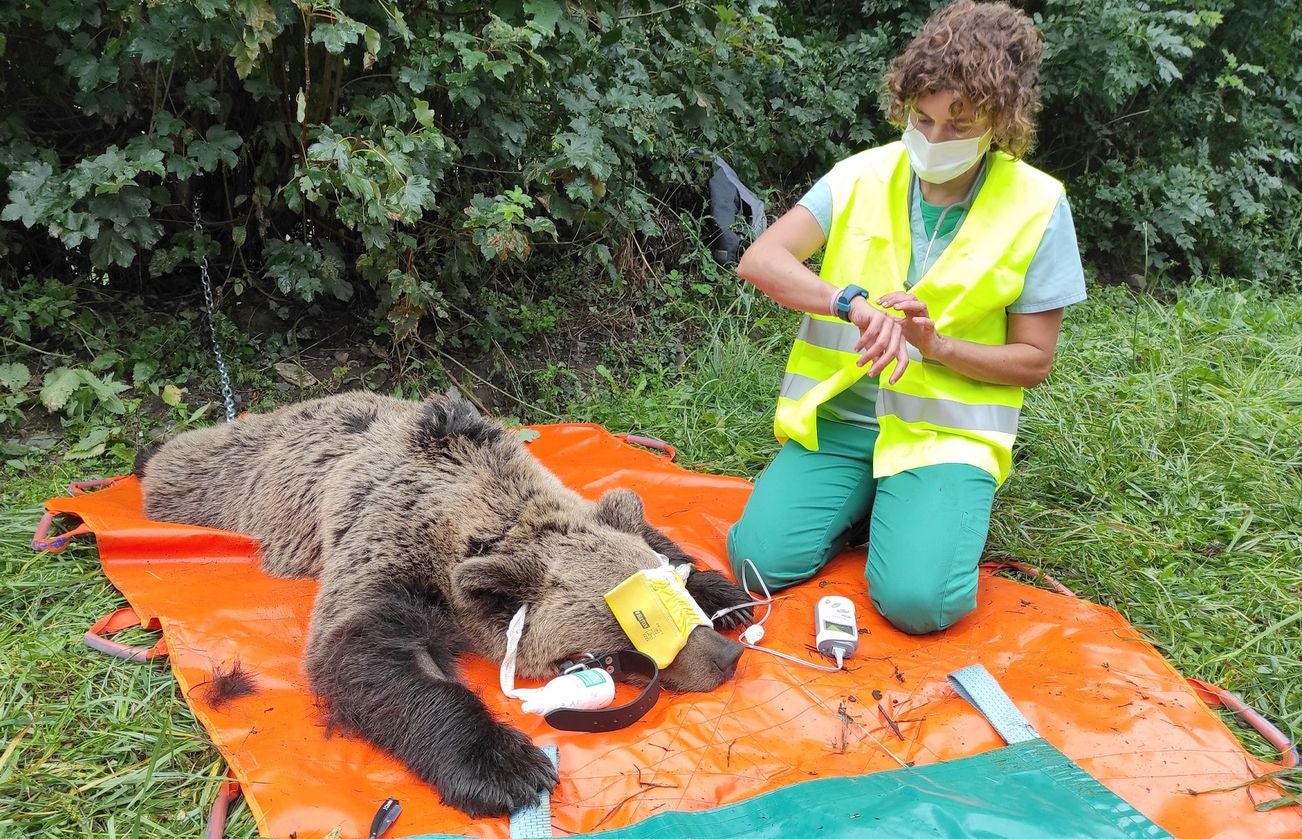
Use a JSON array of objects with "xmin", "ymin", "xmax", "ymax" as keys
[{"xmin": 135, "ymin": 391, "xmax": 752, "ymax": 817}]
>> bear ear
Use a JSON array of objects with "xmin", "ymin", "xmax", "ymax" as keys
[
  {"xmin": 452, "ymin": 554, "xmax": 546, "ymax": 612},
  {"xmin": 593, "ymin": 488, "xmax": 646, "ymax": 533}
]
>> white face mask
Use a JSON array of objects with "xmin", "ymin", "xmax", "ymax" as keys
[{"xmin": 902, "ymin": 116, "xmax": 992, "ymax": 184}]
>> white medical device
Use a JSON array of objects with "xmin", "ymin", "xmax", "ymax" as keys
[{"xmin": 814, "ymin": 596, "xmax": 859, "ymax": 667}]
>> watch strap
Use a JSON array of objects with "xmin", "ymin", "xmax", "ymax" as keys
[{"xmin": 834, "ymin": 284, "xmax": 869, "ymax": 321}]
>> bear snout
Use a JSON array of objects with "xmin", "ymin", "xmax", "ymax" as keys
[
  {"xmin": 660, "ymin": 627, "xmax": 745, "ymax": 692},
  {"xmin": 713, "ymin": 635, "xmax": 744, "ymax": 676}
]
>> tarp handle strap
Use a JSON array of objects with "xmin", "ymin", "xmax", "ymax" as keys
[
  {"xmin": 980, "ymin": 560, "xmax": 1077, "ymax": 598},
  {"xmin": 69, "ymin": 476, "xmax": 126, "ymax": 495},
  {"xmin": 947, "ymin": 664, "xmax": 1040, "ymax": 745},
  {"xmin": 31, "ymin": 511, "xmax": 92, "ymax": 554},
  {"xmin": 33, "ymin": 476, "xmax": 127, "ymax": 551},
  {"xmin": 84, "ymin": 607, "xmax": 169, "ymax": 662},
  {"xmin": 509, "ymin": 745, "xmax": 559, "ymax": 839},
  {"xmin": 205, "ymin": 770, "xmax": 243, "ymax": 839},
  {"xmin": 1187, "ymin": 678, "xmax": 1299, "ymax": 768},
  {"xmin": 614, "ymin": 433, "xmax": 677, "ymax": 462}
]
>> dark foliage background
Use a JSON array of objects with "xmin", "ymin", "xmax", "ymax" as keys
[{"xmin": 2, "ymin": 0, "xmax": 1298, "ymax": 341}]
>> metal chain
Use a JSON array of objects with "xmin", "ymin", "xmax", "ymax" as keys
[{"xmin": 193, "ymin": 197, "xmax": 238, "ymax": 422}]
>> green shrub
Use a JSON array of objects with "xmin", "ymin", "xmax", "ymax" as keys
[
  {"xmin": 1033, "ymin": 0, "xmax": 1302, "ymax": 283},
  {"xmin": 771, "ymin": 0, "xmax": 1301, "ymax": 285},
  {"xmin": 0, "ymin": 0, "xmax": 1297, "ymax": 342},
  {"xmin": 0, "ymin": 1, "xmax": 810, "ymax": 339}
]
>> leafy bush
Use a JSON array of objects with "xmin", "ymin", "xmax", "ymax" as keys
[
  {"xmin": 0, "ymin": 0, "xmax": 1297, "ymax": 345},
  {"xmin": 0, "ymin": 276, "xmax": 233, "ymax": 470},
  {"xmin": 1032, "ymin": 0, "xmax": 1302, "ymax": 283},
  {"xmin": 769, "ymin": 0, "xmax": 1302, "ymax": 284},
  {"xmin": 0, "ymin": 1, "xmax": 813, "ymax": 340}
]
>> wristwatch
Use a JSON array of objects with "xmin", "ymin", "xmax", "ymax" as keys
[{"xmin": 834, "ymin": 284, "xmax": 869, "ymax": 322}]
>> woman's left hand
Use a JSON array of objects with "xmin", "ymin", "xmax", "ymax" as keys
[{"xmin": 877, "ymin": 291, "xmax": 947, "ymax": 360}]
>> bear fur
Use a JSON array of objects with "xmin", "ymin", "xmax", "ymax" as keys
[{"xmin": 136, "ymin": 391, "xmax": 752, "ymax": 817}]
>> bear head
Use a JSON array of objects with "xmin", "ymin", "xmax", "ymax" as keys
[{"xmin": 450, "ymin": 489, "xmax": 744, "ymax": 693}]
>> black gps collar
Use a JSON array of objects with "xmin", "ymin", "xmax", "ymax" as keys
[{"xmin": 544, "ymin": 650, "xmax": 661, "ymax": 733}]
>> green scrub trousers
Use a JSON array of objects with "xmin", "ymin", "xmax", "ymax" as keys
[{"xmin": 727, "ymin": 417, "xmax": 996, "ymax": 634}]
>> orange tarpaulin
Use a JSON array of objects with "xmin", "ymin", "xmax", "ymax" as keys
[{"xmin": 41, "ymin": 423, "xmax": 1299, "ymax": 839}]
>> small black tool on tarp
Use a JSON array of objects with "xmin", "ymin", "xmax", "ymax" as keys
[{"xmin": 368, "ymin": 797, "xmax": 401, "ymax": 839}]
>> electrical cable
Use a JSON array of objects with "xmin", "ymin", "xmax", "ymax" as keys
[{"xmin": 718, "ymin": 559, "xmax": 846, "ymax": 673}]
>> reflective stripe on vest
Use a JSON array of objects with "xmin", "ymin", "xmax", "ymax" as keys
[
  {"xmin": 797, "ymin": 317, "xmax": 860, "ymax": 354},
  {"xmin": 876, "ymin": 389, "xmax": 1019, "ymax": 435},
  {"xmin": 773, "ymin": 143, "xmax": 1061, "ymax": 485}
]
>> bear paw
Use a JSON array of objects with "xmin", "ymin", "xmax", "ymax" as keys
[
  {"xmin": 688, "ymin": 570, "xmax": 754, "ymax": 630},
  {"xmin": 437, "ymin": 723, "xmax": 559, "ymax": 818}
]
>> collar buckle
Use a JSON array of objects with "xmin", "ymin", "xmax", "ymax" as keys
[{"xmin": 561, "ymin": 653, "xmax": 600, "ymax": 675}]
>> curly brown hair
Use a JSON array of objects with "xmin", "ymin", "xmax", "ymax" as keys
[{"xmin": 884, "ymin": 0, "xmax": 1044, "ymax": 158}]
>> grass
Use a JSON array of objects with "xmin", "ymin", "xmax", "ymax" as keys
[
  {"xmin": 0, "ymin": 476, "xmax": 258, "ymax": 838},
  {"xmin": 1, "ymin": 278, "xmax": 1298, "ymax": 835},
  {"xmin": 1002, "ymin": 283, "xmax": 1301, "ymax": 747}
]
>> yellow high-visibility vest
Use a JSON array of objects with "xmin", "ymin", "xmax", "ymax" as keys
[{"xmin": 774, "ymin": 142, "xmax": 1062, "ymax": 485}]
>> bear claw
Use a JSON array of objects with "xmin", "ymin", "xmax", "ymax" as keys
[
  {"xmin": 437, "ymin": 724, "xmax": 559, "ymax": 818},
  {"xmin": 687, "ymin": 571, "xmax": 754, "ymax": 629}
]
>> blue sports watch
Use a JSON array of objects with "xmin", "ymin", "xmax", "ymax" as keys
[{"xmin": 834, "ymin": 284, "xmax": 869, "ymax": 322}]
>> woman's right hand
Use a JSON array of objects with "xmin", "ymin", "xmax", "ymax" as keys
[{"xmin": 849, "ymin": 298, "xmax": 910, "ymax": 383}]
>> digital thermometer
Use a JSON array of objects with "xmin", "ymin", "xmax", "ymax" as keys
[{"xmin": 815, "ymin": 596, "xmax": 859, "ymax": 665}]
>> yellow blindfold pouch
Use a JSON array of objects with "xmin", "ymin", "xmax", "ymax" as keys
[{"xmin": 603, "ymin": 563, "xmax": 712, "ymax": 669}]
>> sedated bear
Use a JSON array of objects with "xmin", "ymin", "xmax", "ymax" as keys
[{"xmin": 136, "ymin": 391, "xmax": 752, "ymax": 817}]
